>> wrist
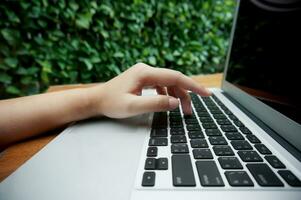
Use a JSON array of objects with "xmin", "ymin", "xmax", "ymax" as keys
[{"xmin": 84, "ymin": 84, "xmax": 106, "ymax": 118}]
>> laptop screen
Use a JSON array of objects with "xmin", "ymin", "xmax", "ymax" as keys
[{"xmin": 225, "ymin": 0, "xmax": 301, "ymax": 125}]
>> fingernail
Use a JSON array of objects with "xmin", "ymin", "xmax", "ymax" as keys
[
  {"xmin": 202, "ymin": 87, "xmax": 212, "ymax": 96},
  {"xmin": 169, "ymin": 97, "xmax": 179, "ymax": 110},
  {"xmin": 206, "ymin": 89, "xmax": 212, "ymax": 96}
]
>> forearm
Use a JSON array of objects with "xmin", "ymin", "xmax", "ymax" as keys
[
  {"xmin": 0, "ymin": 63, "xmax": 210, "ymax": 150},
  {"xmin": 0, "ymin": 87, "xmax": 100, "ymax": 149}
]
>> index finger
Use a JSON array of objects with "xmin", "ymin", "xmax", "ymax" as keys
[{"xmin": 140, "ymin": 65, "xmax": 211, "ymax": 96}]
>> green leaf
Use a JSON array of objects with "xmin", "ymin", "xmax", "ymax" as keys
[
  {"xmin": 6, "ymin": 86, "xmax": 21, "ymax": 95},
  {"xmin": 69, "ymin": 2, "xmax": 79, "ymax": 11},
  {"xmin": 113, "ymin": 52, "xmax": 124, "ymax": 58},
  {"xmin": 148, "ymin": 56, "xmax": 157, "ymax": 65},
  {"xmin": 41, "ymin": 71, "xmax": 49, "ymax": 84},
  {"xmin": 6, "ymin": 10, "xmax": 20, "ymax": 23},
  {"xmin": 75, "ymin": 12, "xmax": 93, "ymax": 29},
  {"xmin": 108, "ymin": 64, "xmax": 121, "ymax": 74},
  {"xmin": 4, "ymin": 57, "xmax": 18, "ymax": 68},
  {"xmin": 1, "ymin": 29, "xmax": 20, "ymax": 46},
  {"xmin": 0, "ymin": 63, "xmax": 8, "ymax": 70},
  {"xmin": 21, "ymin": 76, "xmax": 33, "ymax": 85},
  {"xmin": 0, "ymin": 73, "xmax": 12, "ymax": 84},
  {"xmin": 164, "ymin": 53, "xmax": 174, "ymax": 61},
  {"xmin": 37, "ymin": 60, "xmax": 52, "ymax": 73},
  {"xmin": 90, "ymin": 56, "xmax": 101, "ymax": 63},
  {"xmin": 100, "ymin": 4, "xmax": 114, "ymax": 17},
  {"xmin": 82, "ymin": 59, "xmax": 93, "ymax": 70},
  {"xmin": 100, "ymin": 30, "xmax": 109, "ymax": 39}
]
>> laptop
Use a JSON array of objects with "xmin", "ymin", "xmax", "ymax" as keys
[{"xmin": 1, "ymin": 0, "xmax": 301, "ymax": 199}]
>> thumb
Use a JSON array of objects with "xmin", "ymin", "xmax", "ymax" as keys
[{"xmin": 129, "ymin": 95, "xmax": 179, "ymax": 115}]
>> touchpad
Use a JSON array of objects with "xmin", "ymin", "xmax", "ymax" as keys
[{"xmin": 0, "ymin": 115, "xmax": 151, "ymax": 200}]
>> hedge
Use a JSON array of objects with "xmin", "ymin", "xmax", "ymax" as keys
[{"xmin": 0, "ymin": 0, "xmax": 236, "ymax": 98}]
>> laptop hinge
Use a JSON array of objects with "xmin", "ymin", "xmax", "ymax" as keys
[{"xmin": 222, "ymin": 91, "xmax": 301, "ymax": 162}]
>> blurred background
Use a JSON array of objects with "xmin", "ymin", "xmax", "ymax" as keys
[{"xmin": 0, "ymin": 0, "xmax": 236, "ymax": 98}]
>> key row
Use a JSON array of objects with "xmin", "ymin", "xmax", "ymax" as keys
[{"xmin": 170, "ymin": 155, "xmax": 301, "ymax": 187}]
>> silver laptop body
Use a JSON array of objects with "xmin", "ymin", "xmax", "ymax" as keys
[{"xmin": 1, "ymin": 0, "xmax": 300, "ymax": 199}]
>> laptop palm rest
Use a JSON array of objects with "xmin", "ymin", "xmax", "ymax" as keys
[{"xmin": 0, "ymin": 115, "xmax": 150, "ymax": 200}]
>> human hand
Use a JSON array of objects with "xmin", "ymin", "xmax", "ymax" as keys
[{"xmin": 88, "ymin": 63, "xmax": 211, "ymax": 118}]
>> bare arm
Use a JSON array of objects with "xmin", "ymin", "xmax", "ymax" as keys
[
  {"xmin": 0, "ymin": 88, "xmax": 96, "ymax": 149},
  {"xmin": 0, "ymin": 63, "xmax": 211, "ymax": 150}
]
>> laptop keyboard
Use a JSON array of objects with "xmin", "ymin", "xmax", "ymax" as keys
[{"xmin": 141, "ymin": 93, "xmax": 301, "ymax": 188}]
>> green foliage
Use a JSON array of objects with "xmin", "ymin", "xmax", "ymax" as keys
[{"xmin": 0, "ymin": 0, "xmax": 236, "ymax": 98}]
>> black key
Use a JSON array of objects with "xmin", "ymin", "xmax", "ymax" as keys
[
  {"xmin": 188, "ymin": 131, "xmax": 204, "ymax": 139},
  {"xmin": 193, "ymin": 149, "xmax": 213, "ymax": 159},
  {"xmin": 225, "ymin": 171, "xmax": 254, "ymax": 186},
  {"xmin": 278, "ymin": 170, "xmax": 301, "ymax": 187},
  {"xmin": 169, "ymin": 113, "xmax": 182, "ymax": 118},
  {"xmin": 185, "ymin": 118, "xmax": 199, "ymax": 124},
  {"xmin": 246, "ymin": 135, "xmax": 261, "ymax": 143},
  {"xmin": 240, "ymin": 127, "xmax": 252, "ymax": 134},
  {"xmin": 197, "ymin": 112, "xmax": 210, "ymax": 117},
  {"xmin": 238, "ymin": 150, "xmax": 263, "ymax": 162},
  {"xmin": 171, "ymin": 135, "xmax": 187, "ymax": 143},
  {"xmin": 149, "ymin": 138, "xmax": 168, "ymax": 146},
  {"xmin": 171, "ymin": 144, "xmax": 189, "ymax": 154},
  {"xmin": 169, "ymin": 116, "xmax": 182, "ymax": 122},
  {"xmin": 194, "ymin": 106, "xmax": 205, "ymax": 111},
  {"xmin": 228, "ymin": 114, "xmax": 238, "ymax": 121},
  {"xmin": 172, "ymin": 155, "xmax": 196, "ymax": 186},
  {"xmin": 186, "ymin": 124, "xmax": 202, "ymax": 131},
  {"xmin": 209, "ymin": 136, "xmax": 228, "ymax": 145},
  {"xmin": 210, "ymin": 109, "xmax": 222, "ymax": 114},
  {"xmin": 224, "ymin": 110, "xmax": 233, "ymax": 115},
  {"xmin": 207, "ymin": 106, "xmax": 218, "ymax": 110},
  {"xmin": 221, "ymin": 125, "xmax": 238, "ymax": 132},
  {"xmin": 212, "ymin": 114, "xmax": 227, "ymax": 119},
  {"xmin": 196, "ymin": 161, "xmax": 224, "ymax": 186},
  {"xmin": 184, "ymin": 114, "xmax": 196, "ymax": 119},
  {"xmin": 147, "ymin": 147, "xmax": 158, "ymax": 157},
  {"xmin": 199, "ymin": 116, "xmax": 214, "ymax": 123},
  {"xmin": 142, "ymin": 171, "xmax": 155, "ymax": 187},
  {"xmin": 205, "ymin": 129, "xmax": 222, "ymax": 136},
  {"xmin": 233, "ymin": 120, "xmax": 245, "ymax": 127},
  {"xmin": 150, "ymin": 129, "xmax": 167, "ymax": 137},
  {"xmin": 225, "ymin": 132, "xmax": 244, "ymax": 140},
  {"xmin": 216, "ymin": 119, "xmax": 232, "ymax": 125},
  {"xmin": 157, "ymin": 158, "xmax": 168, "ymax": 170},
  {"xmin": 170, "ymin": 107, "xmax": 180, "ymax": 113},
  {"xmin": 170, "ymin": 124, "xmax": 183, "ymax": 129},
  {"xmin": 247, "ymin": 163, "xmax": 284, "ymax": 186},
  {"xmin": 218, "ymin": 157, "xmax": 243, "ymax": 169},
  {"xmin": 170, "ymin": 120, "xmax": 183, "ymax": 126},
  {"xmin": 202, "ymin": 123, "xmax": 217, "ymax": 129},
  {"xmin": 170, "ymin": 128, "xmax": 185, "ymax": 135},
  {"xmin": 202, "ymin": 96, "xmax": 212, "ymax": 100},
  {"xmin": 190, "ymin": 139, "xmax": 208, "ymax": 148},
  {"xmin": 213, "ymin": 146, "xmax": 234, "ymax": 156},
  {"xmin": 265, "ymin": 155, "xmax": 285, "ymax": 169},
  {"xmin": 194, "ymin": 105, "xmax": 206, "ymax": 110},
  {"xmin": 231, "ymin": 140, "xmax": 253, "ymax": 150},
  {"xmin": 219, "ymin": 104, "xmax": 227, "ymax": 110},
  {"xmin": 154, "ymin": 111, "xmax": 167, "ymax": 118},
  {"xmin": 152, "ymin": 112, "xmax": 167, "ymax": 129},
  {"xmin": 170, "ymin": 121, "xmax": 183, "ymax": 128},
  {"xmin": 208, "ymin": 104, "xmax": 219, "ymax": 109},
  {"xmin": 145, "ymin": 158, "xmax": 156, "ymax": 170},
  {"xmin": 206, "ymin": 102, "xmax": 215, "ymax": 107},
  {"xmin": 254, "ymin": 144, "xmax": 272, "ymax": 155}
]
